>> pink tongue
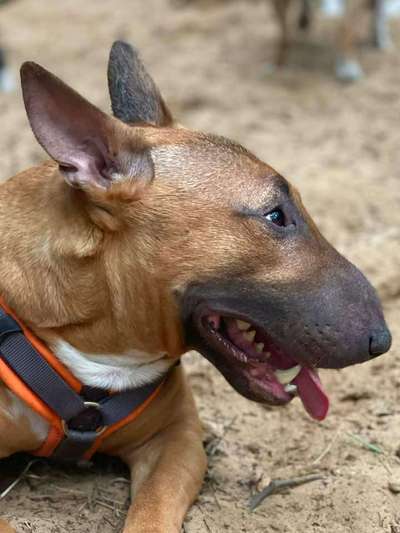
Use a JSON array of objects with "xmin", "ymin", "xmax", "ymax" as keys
[{"xmin": 293, "ymin": 367, "xmax": 329, "ymax": 421}]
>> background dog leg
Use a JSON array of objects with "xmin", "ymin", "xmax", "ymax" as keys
[
  {"xmin": 299, "ymin": 0, "xmax": 313, "ymax": 30},
  {"xmin": 121, "ymin": 394, "xmax": 207, "ymax": 533},
  {"xmin": 372, "ymin": 0, "xmax": 393, "ymax": 49},
  {"xmin": 271, "ymin": 0, "xmax": 293, "ymax": 66},
  {"xmin": 335, "ymin": 0, "xmax": 364, "ymax": 81}
]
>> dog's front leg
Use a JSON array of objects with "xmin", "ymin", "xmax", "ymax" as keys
[{"xmin": 121, "ymin": 396, "xmax": 207, "ymax": 532}]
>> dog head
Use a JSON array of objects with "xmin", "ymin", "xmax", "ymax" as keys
[{"xmin": 14, "ymin": 41, "xmax": 390, "ymax": 420}]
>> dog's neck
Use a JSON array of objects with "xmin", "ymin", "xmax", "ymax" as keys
[{"xmin": 0, "ymin": 162, "xmax": 184, "ymax": 390}]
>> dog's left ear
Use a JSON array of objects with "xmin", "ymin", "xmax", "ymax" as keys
[{"xmin": 108, "ymin": 40, "xmax": 173, "ymax": 127}]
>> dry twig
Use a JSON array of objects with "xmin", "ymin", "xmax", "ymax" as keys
[
  {"xmin": 312, "ymin": 424, "xmax": 343, "ymax": 465},
  {"xmin": 206, "ymin": 415, "xmax": 238, "ymax": 458},
  {"xmin": 0, "ymin": 460, "xmax": 39, "ymax": 500},
  {"xmin": 249, "ymin": 473, "xmax": 324, "ymax": 511}
]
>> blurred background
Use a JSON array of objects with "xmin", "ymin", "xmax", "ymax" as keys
[{"xmin": 0, "ymin": 1, "xmax": 399, "ymax": 532}]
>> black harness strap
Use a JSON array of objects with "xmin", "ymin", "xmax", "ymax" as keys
[
  {"xmin": 0, "ymin": 309, "xmax": 87, "ymax": 420},
  {"xmin": 0, "ymin": 307, "xmax": 171, "ymax": 461}
]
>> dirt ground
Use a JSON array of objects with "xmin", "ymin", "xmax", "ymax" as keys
[{"xmin": 0, "ymin": 0, "xmax": 399, "ymax": 532}]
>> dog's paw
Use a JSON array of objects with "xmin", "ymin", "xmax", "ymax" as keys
[
  {"xmin": 0, "ymin": 67, "xmax": 15, "ymax": 93},
  {"xmin": 335, "ymin": 58, "xmax": 364, "ymax": 83},
  {"xmin": 321, "ymin": 0, "xmax": 345, "ymax": 18}
]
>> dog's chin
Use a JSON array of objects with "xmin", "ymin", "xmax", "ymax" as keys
[{"xmin": 187, "ymin": 307, "xmax": 330, "ymax": 421}]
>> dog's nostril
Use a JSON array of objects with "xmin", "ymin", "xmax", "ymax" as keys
[{"xmin": 369, "ymin": 329, "xmax": 392, "ymax": 358}]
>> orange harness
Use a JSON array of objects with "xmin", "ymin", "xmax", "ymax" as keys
[{"xmin": 0, "ymin": 298, "xmax": 165, "ymax": 461}]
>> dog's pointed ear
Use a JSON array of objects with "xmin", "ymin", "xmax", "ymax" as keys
[
  {"xmin": 107, "ymin": 40, "xmax": 173, "ymax": 127},
  {"xmin": 21, "ymin": 61, "xmax": 153, "ymax": 191}
]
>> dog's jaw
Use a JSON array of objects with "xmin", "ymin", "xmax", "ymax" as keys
[{"xmin": 51, "ymin": 340, "xmax": 173, "ymax": 392}]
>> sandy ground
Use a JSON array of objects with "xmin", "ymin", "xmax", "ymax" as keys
[{"xmin": 0, "ymin": 1, "xmax": 399, "ymax": 532}]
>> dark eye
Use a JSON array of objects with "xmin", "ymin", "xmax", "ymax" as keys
[{"xmin": 264, "ymin": 208, "xmax": 286, "ymax": 227}]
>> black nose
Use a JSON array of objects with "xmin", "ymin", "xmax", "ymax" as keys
[{"xmin": 369, "ymin": 328, "xmax": 392, "ymax": 357}]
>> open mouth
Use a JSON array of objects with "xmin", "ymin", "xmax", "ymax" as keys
[{"xmin": 198, "ymin": 313, "xmax": 329, "ymax": 421}]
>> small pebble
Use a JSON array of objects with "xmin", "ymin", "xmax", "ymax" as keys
[{"xmin": 388, "ymin": 480, "xmax": 400, "ymax": 494}]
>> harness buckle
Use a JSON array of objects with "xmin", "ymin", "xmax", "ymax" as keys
[{"xmin": 62, "ymin": 401, "xmax": 107, "ymax": 437}]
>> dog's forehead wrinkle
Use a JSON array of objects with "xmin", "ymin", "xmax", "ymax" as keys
[
  {"xmin": 150, "ymin": 130, "xmax": 258, "ymax": 169},
  {"xmin": 149, "ymin": 138, "xmax": 282, "ymax": 202},
  {"xmin": 147, "ymin": 158, "xmax": 287, "ymax": 216}
]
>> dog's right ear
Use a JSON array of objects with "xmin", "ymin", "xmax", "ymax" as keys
[
  {"xmin": 20, "ymin": 61, "xmax": 153, "ymax": 193},
  {"xmin": 107, "ymin": 40, "xmax": 173, "ymax": 127}
]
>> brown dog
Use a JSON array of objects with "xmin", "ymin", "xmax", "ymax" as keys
[
  {"xmin": 0, "ymin": 41, "xmax": 391, "ymax": 532},
  {"xmin": 272, "ymin": 0, "xmax": 392, "ymax": 81}
]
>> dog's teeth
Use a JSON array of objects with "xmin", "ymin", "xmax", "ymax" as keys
[
  {"xmin": 243, "ymin": 330, "xmax": 256, "ymax": 342},
  {"xmin": 236, "ymin": 320, "xmax": 251, "ymax": 331},
  {"xmin": 255, "ymin": 342, "xmax": 264, "ymax": 353},
  {"xmin": 275, "ymin": 365, "xmax": 301, "ymax": 385},
  {"xmin": 284, "ymin": 384, "xmax": 298, "ymax": 394}
]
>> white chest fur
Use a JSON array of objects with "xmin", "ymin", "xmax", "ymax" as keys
[{"xmin": 51, "ymin": 340, "xmax": 173, "ymax": 392}]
